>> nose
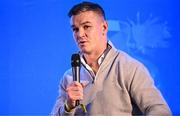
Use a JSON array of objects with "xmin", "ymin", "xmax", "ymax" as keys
[{"xmin": 77, "ymin": 28, "xmax": 85, "ymax": 38}]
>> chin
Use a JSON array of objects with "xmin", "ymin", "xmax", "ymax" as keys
[
  {"xmin": 80, "ymin": 49, "xmax": 91, "ymax": 54},
  {"xmin": 80, "ymin": 46, "xmax": 92, "ymax": 53}
]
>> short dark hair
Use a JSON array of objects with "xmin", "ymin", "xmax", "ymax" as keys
[{"xmin": 68, "ymin": 1, "xmax": 106, "ymax": 20}]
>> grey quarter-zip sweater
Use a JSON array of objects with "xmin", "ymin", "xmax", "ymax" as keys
[{"xmin": 51, "ymin": 42, "xmax": 171, "ymax": 116}]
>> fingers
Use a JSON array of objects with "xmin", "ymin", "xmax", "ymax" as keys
[
  {"xmin": 80, "ymin": 82, "xmax": 86, "ymax": 88},
  {"xmin": 66, "ymin": 81, "xmax": 88, "ymax": 108},
  {"xmin": 66, "ymin": 82, "xmax": 84, "ymax": 102},
  {"xmin": 80, "ymin": 80, "xmax": 89, "ymax": 88},
  {"xmin": 66, "ymin": 82, "xmax": 83, "ymax": 92},
  {"xmin": 68, "ymin": 92, "xmax": 83, "ymax": 101}
]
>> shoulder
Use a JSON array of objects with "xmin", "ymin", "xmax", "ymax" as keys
[
  {"xmin": 108, "ymin": 41, "xmax": 143, "ymax": 68},
  {"xmin": 115, "ymin": 50, "xmax": 152, "ymax": 88},
  {"xmin": 116, "ymin": 50, "xmax": 144, "ymax": 69}
]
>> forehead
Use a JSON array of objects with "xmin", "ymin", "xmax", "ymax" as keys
[{"xmin": 70, "ymin": 11, "xmax": 103, "ymax": 26}]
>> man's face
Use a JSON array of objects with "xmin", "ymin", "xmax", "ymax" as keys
[{"xmin": 70, "ymin": 11, "xmax": 108, "ymax": 54}]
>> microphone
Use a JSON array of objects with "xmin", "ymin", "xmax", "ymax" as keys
[{"xmin": 71, "ymin": 53, "xmax": 81, "ymax": 106}]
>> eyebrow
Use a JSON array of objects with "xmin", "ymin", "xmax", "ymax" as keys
[{"xmin": 71, "ymin": 21, "xmax": 92, "ymax": 28}]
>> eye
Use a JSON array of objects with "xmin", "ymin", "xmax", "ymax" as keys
[
  {"xmin": 72, "ymin": 27, "xmax": 78, "ymax": 33},
  {"xmin": 84, "ymin": 25, "xmax": 91, "ymax": 30}
]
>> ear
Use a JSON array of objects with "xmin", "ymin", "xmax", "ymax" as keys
[{"xmin": 102, "ymin": 21, "xmax": 108, "ymax": 35}]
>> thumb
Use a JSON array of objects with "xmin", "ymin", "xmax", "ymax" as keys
[{"xmin": 80, "ymin": 81, "xmax": 89, "ymax": 88}]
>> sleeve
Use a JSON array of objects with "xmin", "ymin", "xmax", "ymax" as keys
[
  {"xmin": 50, "ymin": 72, "xmax": 75, "ymax": 116},
  {"xmin": 129, "ymin": 63, "xmax": 172, "ymax": 115}
]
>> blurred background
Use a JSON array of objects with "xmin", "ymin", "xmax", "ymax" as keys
[{"xmin": 0, "ymin": 0, "xmax": 179, "ymax": 115}]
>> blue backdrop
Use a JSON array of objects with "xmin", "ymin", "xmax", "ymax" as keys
[{"xmin": 0, "ymin": 0, "xmax": 180, "ymax": 115}]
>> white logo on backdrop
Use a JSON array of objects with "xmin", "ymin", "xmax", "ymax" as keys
[{"xmin": 108, "ymin": 12, "xmax": 171, "ymax": 87}]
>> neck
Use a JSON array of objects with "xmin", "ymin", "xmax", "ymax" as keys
[
  {"xmin": 84, "ymin": 54, "xmax": 100, "ymax": 74},
  {"xmin": 83, "ymin": 42, "xmax": 108, "ymax": 74},
  {"xmin": 84, "ymin": 44, "xmax": 107, "ymax": 64}
]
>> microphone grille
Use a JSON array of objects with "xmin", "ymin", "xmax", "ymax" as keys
[{"xmin": 71, "ymin": 54, "xmax": 81, "ymax": 67}]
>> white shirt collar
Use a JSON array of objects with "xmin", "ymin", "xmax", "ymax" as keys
[{"xmin": 80, "ymin": 41, "xmax": 112, "ymax": 73}]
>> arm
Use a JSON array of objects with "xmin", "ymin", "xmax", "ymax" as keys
[
  {"xmin": 51, "ymin": 72, "xmax": 84, "ymax": 116},
  {"xmin": 50, "ymin": 74, "xmax": 75, "ymax": 116},
  {"xmin": 129, "ymin": 63, "xmax": 172, "ymax": 115}
]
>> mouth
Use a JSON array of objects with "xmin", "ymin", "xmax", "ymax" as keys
[{"xmin": 78, "ymin": 41, "xmax": 87, "ymax": 46}]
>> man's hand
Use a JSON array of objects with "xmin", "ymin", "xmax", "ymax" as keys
[{"xmin": 66, "ymin": 82, "xmax": 85, "ymax": 109}]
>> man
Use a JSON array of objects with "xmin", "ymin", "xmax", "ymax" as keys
[{"xmin": 51, "ymin": 1, "xmax": 171, "ymax": 115}]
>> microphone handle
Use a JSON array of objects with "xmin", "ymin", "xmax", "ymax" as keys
[
  {"xmin": 73, "ymin": 67, "xmax": 80, "ymax": 106},
  {"xmin": 75, "ymin": 100, "xmax": 80, "ymax": 106}
]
